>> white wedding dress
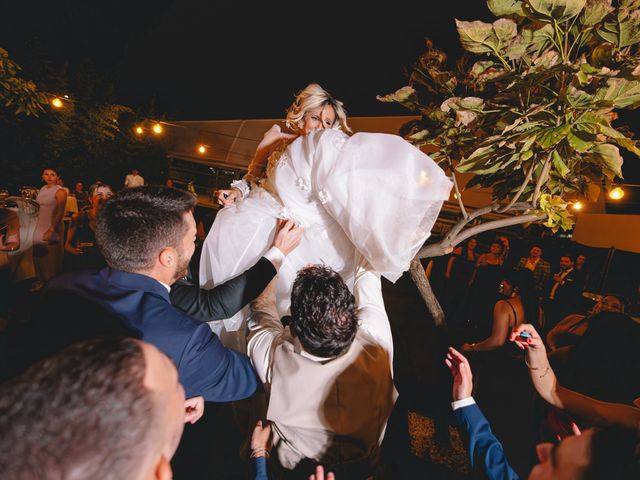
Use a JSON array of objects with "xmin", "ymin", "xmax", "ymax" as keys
[{"xmin": 200, "ymin": 128, "xmax": 452, "ymax": 333}]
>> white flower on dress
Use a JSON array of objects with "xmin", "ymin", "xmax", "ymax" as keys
[
  {"xmin": 318, "ymin": 189, "xmax": 331, "ymax": 204},
  {"xmin": 295, "ymin": 177, "xmax": 311, "ymax": 192}
]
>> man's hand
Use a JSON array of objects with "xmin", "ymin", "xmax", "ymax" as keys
[
  {"xmin": 272, "ymin": 219, "xmax": 303, "ymax": 256},
  {"xmin": 309, "ymin": 465, "xmax": 335, "ymax": 480},
  {"xmin": 184, "ymin": 396, "xmax": 204, "ymax": 424},
  {"xmin": 445, "ymin": 347, "xmax": 473, "ymax": 401}
]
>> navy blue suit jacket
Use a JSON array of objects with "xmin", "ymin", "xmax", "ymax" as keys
[
  {"xmin": 454, "ymin": 403, "xmax": 520, "ymax": 480},
  {"xmin": 40, "ymin": 268, "xmax": 258, "ymax": 402}
]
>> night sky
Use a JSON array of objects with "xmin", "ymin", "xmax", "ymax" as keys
[
  {"xmin": 2, "ymin": 0, "xmax": 638, "ymax": 210},
  {"xmin": 2, "ymin": 1, "xmax": 491, "ymax": 119}
]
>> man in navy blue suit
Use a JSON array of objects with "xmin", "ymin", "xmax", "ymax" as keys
[
  {"xmin": 27, "ymin": 186, "xmax": 302, "ymax": 403},
  {"xmin": 445, "ymin": 347, "xmax": 639, "ymax": 480}
]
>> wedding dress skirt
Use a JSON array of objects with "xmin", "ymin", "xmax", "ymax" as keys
[{"xmin": 200, "ymin": 129, "xmax": 452, "ymax": 332}]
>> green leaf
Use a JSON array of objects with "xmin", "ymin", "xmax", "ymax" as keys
[
  {"xmin": 594, "ymin": 78, "xmax": 640, "ymax": 109},
  {"xmin": 597, "ymin": 8, "xmax": 640, "ymax": 47},
  {"xmin": 488, "ymin": 0, "xmax": 526, "ymax": 17},
  {"xmin": 590, "ymin": 143, "xmax": 624, "ymax": 177},
  {"xmin": 567, "ymin": 130, "xmax": 593, "ymax": 151},
  {"xmin": 536, "ymin": 124, "xmax": 571, "ymax": 148},
  {"xmin": 525, "ymin": 0, "xmax": 587, "ymax": 22},
  {"xmin": 455, "ymin": 18, "xmax": 518, "ymax": 54},
  {"xmin": 552, "ymin": 150, "xmax": 570, "ymax": 177},
  {"xmin": 581, "ymin": 0, "xmax": 613, "ymax": 26},
  {"xmin": 376, "ymin": 86, "xmax": 417, "ymax": 103}
]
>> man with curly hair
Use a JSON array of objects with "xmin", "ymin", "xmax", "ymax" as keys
[{"xmin": 247, "ymin": 254, "xmax": 397, "ymax": 477}]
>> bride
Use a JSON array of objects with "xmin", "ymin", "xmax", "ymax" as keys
[{"xmin": 200, "ymin": 84, "xmax": 452, "ymax": 332}]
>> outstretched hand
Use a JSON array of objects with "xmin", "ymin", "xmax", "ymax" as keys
[
  {"xmin": 309, "ymin": 465, "xmax": 335, "ymax": 480},
  {"xmin": 272, "ymin": 219, "xmax": 303, "ymax": 256},
  {"xmin": 509, "ymin": 323, "xmax": 548, "ymax": 369},
  {"xmin": 445, "ymin": 347, "xmax": 473, "ymax": 401}
]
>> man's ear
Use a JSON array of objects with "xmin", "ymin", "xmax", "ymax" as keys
[
  {"xmin": 158, "ymin": 247, "xmax": 176, "ymax": 269},
  {"xmin": 154, "ymin": 455, "xmax": 172, "ymax": 480}
]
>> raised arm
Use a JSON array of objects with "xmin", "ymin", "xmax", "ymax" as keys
[
  {"xmin": 216, "ymin": 125, "xmax": 297, "ymax": 206},
  {"xmin": 511, "ymin": 324, "xmax": 640, "ymax": 429},
  {"xmin": 353, "ymin": 252, "xmax": 393, "ymax": 362}
]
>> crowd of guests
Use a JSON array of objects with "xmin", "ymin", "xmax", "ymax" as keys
[{"xmin": 0, "ymin": 181, "xmax": 637, "ymax": 479}]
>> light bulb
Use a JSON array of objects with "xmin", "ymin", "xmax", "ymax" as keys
[
  {"xmin": 51, "ymin": 98, "xmax": 63, "ymax": 108},
  {"xmin": 572, "ymin": 201, "xmax": 583, "ymax": 211},
  {"xmin": 198, "ymin": 145, "xmax": 206, "ymax": 154},
  {"xmin": 135, "ymin": 126, "xmax": 144, "ymax": 135},
  {"xmin": 609, "ymin": 187, "xmax": 624, "ymax": 200},
  {"xmin": 152, "ymin": 123, "xmax": 163, "ymax": 134}
]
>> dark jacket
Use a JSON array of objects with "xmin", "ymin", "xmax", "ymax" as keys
[
  {"xmin": 170, "ymin": 257, "xmax": 276, "ymax": 322},
  {"xmin": 23, "ymin": 267, "xmax": 258, "ymax": 402}
]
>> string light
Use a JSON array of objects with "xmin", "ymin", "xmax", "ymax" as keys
[
  {"xmin": 609, "ymin": 187, "xmax": 625, "ymax": 200},
  {"xmin": 197, "ymin": 145, "xmax": 207, "ymax": 154},
  {"xmin": 134, "ymin": 126, "xmax": 144, "ymax": 135},
  {"xmin": 572, "ymin": 201, "xmax": 583, "ymax": 211},
  {"xmin": 51, "ymin": 97, "xmax": 63, "ymax": 108},
  {"xmin": 152, "ymin": 123, "xmax": 163, "ymax": 135}
]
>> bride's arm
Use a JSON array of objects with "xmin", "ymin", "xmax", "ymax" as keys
[{"xmin": 223, "ymin": 125, "xmax": 296, "ymax": 202}]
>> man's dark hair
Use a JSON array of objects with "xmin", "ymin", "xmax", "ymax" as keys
[
  {"xmin": 96, "ymin": 186, "xmax": 196, "ymax": 272},
  {"xmin": 0, "ymin": 337, "xmax": 159, "ymax": 480},
  {"xmin": 290, "ymin": 265, "xmax": 358, "ymax": 358},
  {"xmin": 586, "ymin": 425, "xmax": 640, "ymax": 480}
]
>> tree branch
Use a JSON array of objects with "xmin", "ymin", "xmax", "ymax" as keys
[
  {"xmin": 409, "ymin": 259, "xmax": 445, "ymax": 327},
  {"xmin": 445, "ymin": 203, "xmax": 496, "ymax": 242},
  {"xmin": 497, "ymin": 160, "xmax": 536, "ymax": 213},
  {"xmin": 417, "ymin": 211, "xmax": 546, "ymax": 259},
  {"xmin": 451, "ymin": 170, "xmax": 468, "ymax": 219},
  {"xmin": 533, "ymin": 152, "xmax": 553, "ymax": 207}
]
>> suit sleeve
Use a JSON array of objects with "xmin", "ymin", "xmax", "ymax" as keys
[
  {"xmin": 178, "ymin": 323, "xmax": 258, "ymax": 402},
  {"xmin": 454, "ymin": 404, "xmax": 520, "ymax": 480},
  {"xmin": 170, "ymin": 257, "xmax": 276, "ymax": 322}
]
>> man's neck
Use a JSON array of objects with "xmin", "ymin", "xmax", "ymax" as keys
[{"xmin": 137, "ymin": 268, "xmax": 174, "ymax": 288}]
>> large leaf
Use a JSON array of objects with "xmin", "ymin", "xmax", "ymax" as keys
[
  {"xmin": 552, "ymin": 150, "xmax": 570, "ymax": 177},
  {"xmin": 589, "ymin": 143, "xmax": 624, "ymax": 177},
  {"xmin": 594, "ymin": 78, "xmax": 640, "ymax": 109},
  {"xmin": 376, "ymin": 86, "xmax": 417, "ymax": 103},
  {"xmin": 456, "ymin": 18, "xmax": 518, "ymax": 54},
  {"xmin": 536, "ymin": 124, "xmax": 571, "ymax": 148},
  {"xmin": 581, "ymin": 0, "xmax": 613, "ymax": 26},
  {"xmin": 488, "ymin": 0, "xmax": 527, "ymax": 17},
  {"xmin": 597, "ymin": 8, "xmax": 640, "ymax": 47},
  {"xmin": 525, "ymin": 0, "xmax": 587, "ymax": 22}
]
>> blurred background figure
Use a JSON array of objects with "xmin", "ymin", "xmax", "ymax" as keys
[
  {"xmin": 64, "ymin": 183, "xmax": 113, "ymax": 272},
  {"xmin": 124, "ymin": 168, "xmax": 144, "ymax": 188},
  {"xmin": 31, "ymin": 167, "xmax": 67, "ymax": 292}
]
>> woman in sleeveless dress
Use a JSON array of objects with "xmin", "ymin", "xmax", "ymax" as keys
[
  {"xmin": 31, "ymin": 167, "xmax": 67, "ymax": 290},
  {"xmin": 200, "ymin": 84, "xmax": 452, "ymax": 333}
]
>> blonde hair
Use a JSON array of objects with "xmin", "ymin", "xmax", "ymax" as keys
[{"xmin": 285, "ymin": 83, "xmax": 351, "ymax": 134}]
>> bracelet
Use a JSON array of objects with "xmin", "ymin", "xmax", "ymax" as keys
[
  {"xmin": 250, "ymin": 448, "xmax": 270, "ymax": 459},
  {"xmin": 524, "ymin": 357, "xmax": 551, "ymax": 377}
]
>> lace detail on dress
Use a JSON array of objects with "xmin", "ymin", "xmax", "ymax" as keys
[{"xmin": 265, "ymin": 141, "xmax": 290, "ymax": 181}]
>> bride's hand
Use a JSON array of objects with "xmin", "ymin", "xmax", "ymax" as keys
[{"xmin": 215, "ymin": 189, "xmax": 238, "ymax": 207}]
